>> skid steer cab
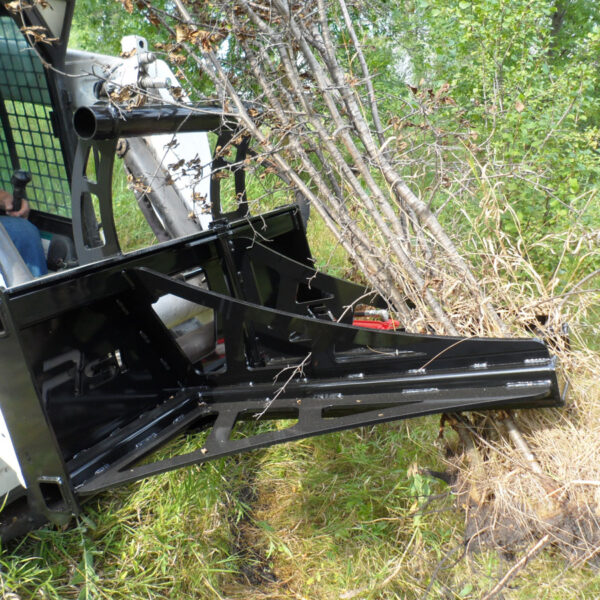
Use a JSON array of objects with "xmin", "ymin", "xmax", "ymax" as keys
[{"xmin": 0, "ymin": 1, "xmax": 562, "ymax": 539}]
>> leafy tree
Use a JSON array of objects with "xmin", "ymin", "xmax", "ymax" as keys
[
  {"xmin": 382, "ymin": 0, "xmax": 600, "ymax": 281},
  {"xmin": 70, "ymin": 0, "xmax": 168, "ymax": 54}
]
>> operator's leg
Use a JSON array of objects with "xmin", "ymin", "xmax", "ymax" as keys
[{"xmin": 0, "ymin": 216, "xmax": 47, "ymax": 277}]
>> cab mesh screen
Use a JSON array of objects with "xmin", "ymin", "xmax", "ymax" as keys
[{"xmin": 0, "ymin": 15, "xmax": 70, "ymax": 216}]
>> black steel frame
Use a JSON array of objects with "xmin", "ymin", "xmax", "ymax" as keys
[
  {"xmin": 0, "ymin": 205, "xmax": 561, "ymax": 531},
  {"xmin": 70, "ymin": 104, "xmax": 256, "ymax": 263}
]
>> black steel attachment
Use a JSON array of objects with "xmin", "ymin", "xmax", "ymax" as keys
[{"xmin": 0, "ymin": 206, "xmax": 562, "ymax": 532}]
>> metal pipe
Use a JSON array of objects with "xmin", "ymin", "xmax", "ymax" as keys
[{"xmin": 73, "ymin": 103, "xmax": 236, "ymax": 140}]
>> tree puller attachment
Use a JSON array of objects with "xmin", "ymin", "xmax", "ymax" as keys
[{"xmin": 0, "ymin": 1, "xmax": 562, "ymax": 539}]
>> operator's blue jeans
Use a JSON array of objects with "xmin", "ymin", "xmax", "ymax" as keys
[{"xmin": 0, "ymin": 216, "xmax": 48, "ymax": 277}]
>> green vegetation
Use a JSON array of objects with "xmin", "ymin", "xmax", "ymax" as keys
[
  {"xmin": 111, "ymin": 158, "xmax": 156, "ymax": 251},
  {"xmin": 377, "ymin": 0, "xmax": 600, "ymax": 284},
  {"xmin": 3, "ymin": 414, "xmax": 600, "ymax": 598}
]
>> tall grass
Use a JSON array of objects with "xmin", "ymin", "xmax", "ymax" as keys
[{"xmin": 3, "ymin": 418, "xmax": 600, "ymax": 598}]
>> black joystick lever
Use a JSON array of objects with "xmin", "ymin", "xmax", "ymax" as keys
[{"xmin": 10, "ymin": 170, "xmax": 32, "ymax": 213}]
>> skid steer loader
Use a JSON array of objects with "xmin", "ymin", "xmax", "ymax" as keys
[{"xmin": 0, "ymin": 0, "xmax": 561, "ymax": 539}]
